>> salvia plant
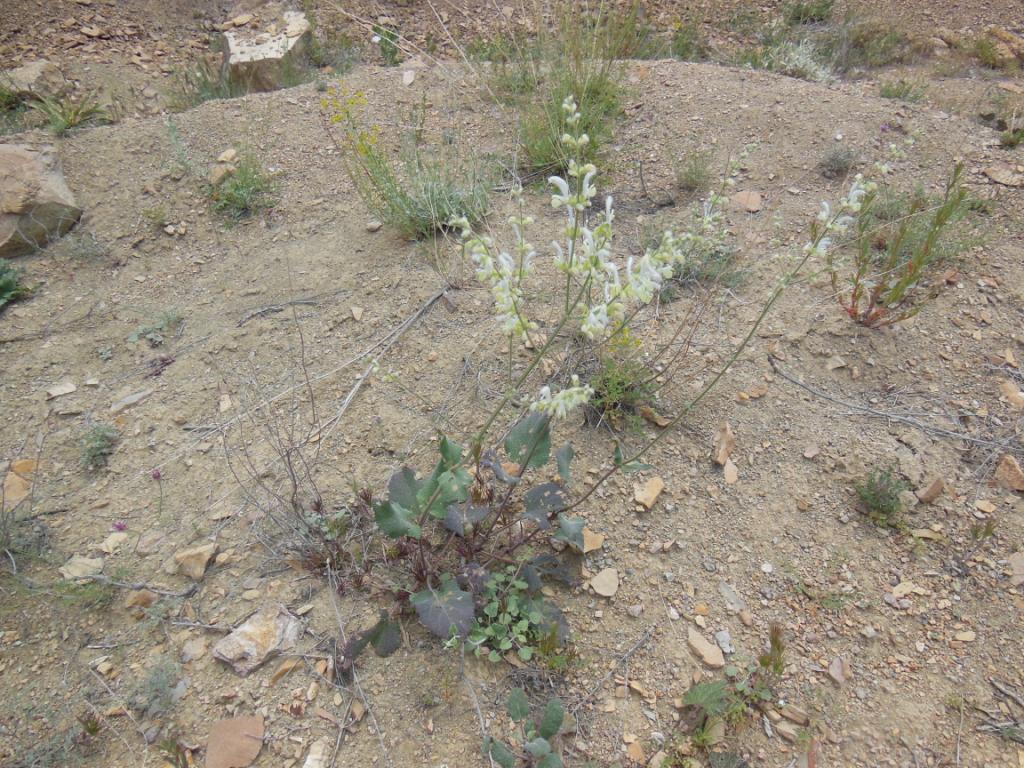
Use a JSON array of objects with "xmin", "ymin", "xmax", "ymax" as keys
[
  {"xmin": 486, "ymin": 688, "xmax": 567, "ymax": 768},
  {"xmin": 333, "ymin": 98, "xmax": 891, "ymax": 673}
]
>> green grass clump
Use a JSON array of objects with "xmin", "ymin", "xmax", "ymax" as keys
[
  {"xmin": 879, "ymin": 78, "xmax": 927, "ymax": 102},
  {"xmin": 29, "ymin": 93, "xmax": 108, "ymax": 135},
  {"xmin": 209, "ymin": 154, "xmax": 278, "ymax": 220},
  {"xmin": 818, "ymin": 145, "xmax": 857, "ymax": 179},
  {"xmin": 819, "ymin": 14, "xmax": 913, "ymax": 72},
  {"xmin": 854, "ymin": 468, "xmax": 907, "ymax": 527},
  {"xmin": 675, "ymin": 147, "xmax": 714, "ymax": 195},
  {"xmin": 671, "ymin": 22, "xmax": 711, "ymax": 61},
  {"xmin": 588, "ymin": 330, "xmax": 656, "ymax": 426},
  {"xmin": 0, "ymin": 260, "xmax": 31, "ymax": 312},
  {"xmin": 1000, "ymin": 128, "xmax": 1024, "ymax": 148},
  {"xmin": 82, "ymin": 424, "xmax": 119, "ymax": 471},
  {"xmin": 783, "ymin": 0, "xmax": 834, "ymax": 26}
]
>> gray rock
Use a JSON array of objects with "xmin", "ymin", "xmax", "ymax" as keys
[
  {"xmin": 213, "ymin": 606, "xmax": 303, "ymax": 676},
  {"xmin": 1, "ymin": 144, "xmax": 82, "ymax": 257},
  {"xmin": 0, "ymin": 60, "xmax": 70, "ymax": 100}
]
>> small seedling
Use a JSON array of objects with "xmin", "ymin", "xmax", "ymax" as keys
[
  {"xmin": 818, "ymin": 146, "xmax": 856, "ymax": 179},
  {"xmin": 81, "ymin": 424, "xmax": 119, "ymax": 471},
  {"xmin": 466, "ymin": 565, "xmax": 555, "ymax": 663},
  {"xmin": 129, "ymin": 309, "xmax": 182, "ymax": 347},
  {"xmin": 854, "ymin": 467, "xmax": 906, "ymax": 527},
  {"xmin": 0, "ymin": 259, "xmax": 31, "ymax": 311},
  {"xmin": 486, "ymin": 688, "xmax": 566, "ymax": 767},
  {"xmin": 675, "ymin": 148, "xmax": 714, "ymax": 195},
  {"xmin": 29, "ymin": 93, "xmax": 108, "ymax": 135}
]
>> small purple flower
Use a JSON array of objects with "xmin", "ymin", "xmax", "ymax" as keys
[
  {"xmin": 112, "ymin": 520, "xmax": 127, "ymax": 531},
  {"xmin": 151, "ymin": 468, "xmax": 162, "ymax": 481}
]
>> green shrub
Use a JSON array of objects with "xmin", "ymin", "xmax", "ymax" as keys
[
  {"xmin": 675, "ymin": 147, "xmax": 714, "ymax": 194},
  {"xmin": 209, "ymin": 154, "xmax": 278, "ymax": 220},
  {"xmin": 373, "ymin": 24, "xmax": 401, "ymax": 66},
  {"xmin": 854, "ymin": 467, "xmax": 906, "ymax": 527},
  {"xmin": 323, "ymin": 89, "xmax": 489, "ymax": 238},
  {"xmin": 0, "ymin": 260, "xmax": 31, "ymax": 311},
  {"xmin": 819, "ymin": 145, "xmax": 856, "ymax": 179},
  {"xmin": 588, "ymin": 330, "xmax": 656, "ymax": 425},
  {"xmin": 82, "ymin": 424, "xmax": 119, "ymax": 471},
  {"xmin": 829, "ymin": 165, "xmax": 977, "ymax": 327},
  {"xmin": 819, "ymin": 14, "xmax": 913, "ymax": 72},
  {"xmin": 879, "ymin": 78, "xmax": 927, "ymax": 102}
]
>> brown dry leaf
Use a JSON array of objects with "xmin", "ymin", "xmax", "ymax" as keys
[
  {"xmin": 3, "ymin": 458, "xmax": 38, "ymax": 510},
  {"xmin": 713, "ymin": 422, "xmax": 735, "ymax": 466},
  {"xmin": 638, "ymin": 405, "xmax": 671, "ymax": 428},
  {"xmin": 270, "ymin": 657, "xmax": 301, "ymax": 685},
  {"xmin": 206, "ymin": 715, "xmax": 264, "ymax": 768}
]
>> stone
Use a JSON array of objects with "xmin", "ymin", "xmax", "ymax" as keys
[
  {"xmin": 713, "ymin": 422, "xmax": 735, "ymax": 466},
  {"xmin": 827, "ymin": 655, "xmax": 851, "ymax": 686},
  {"xmin": 209, "ymin": 163, "xmax": 236, "ymax": 186},
  {"xmin": 110, "ymin": 388, "xmax": 154, "ymax": 414},
  {"xmin": 687, "ymin": 627, "xmax": 724, "ymax": 668},
  {"xmin": 731, "ymin": 189, "xmax": 763, "ymax": 212},
  {"xmin": 915, "ymin": 476, "xmax": 944, "ymax": 503},
  {"xmin": 173, "ymin": 541, "xmax": 217, "ymax": 580},
  {"xmin": 182, "ymin": 636, "xmax": 208, "ymax": 663},
  {"xmin": 984, "ymin": 163, "xmax": 1024, "ymax": 187},
  {"xmin": 626, "ymin": 740, "xmax": 645, "ymax": 764},
  {"xmin": 1, "ymin": 144, "xmax": 82, "ymax": 257},
  {"xmin": 1008, "ymin": 551, "xmax": 1024, "ymax": 587},
  {"xmin": 634, "ymin": 477, "xmax": 665, "ymax": 510},
  {"xmin": 648, "ymin": 751, "xmax": 668, "ymax": 768},
  {"xmin": 100, "ymin": 531, "xmax": 129, "ymax": 554},
  {"xmin": 954, "ymin": 630, "xmax": 976, "ymax": 642},
  {"xmin": 779, "ymin": 704, "xmax": 810, "ymax": 726},
  {"xmin": 993, "ymin": 454, "xmax": 1024, "ymax": 491},
  {"xmin": 582, "ymin": 527, "xmax": 605, "ymax": 553},
  {"xmin": 591, "ymin": 568, "xmax": 619, "ymax": 597},
  {"xmin": 218, "ymin": 148, "xmax": 238, "ymax": 164},
  {"xmin": 0, "ymin": 60, "xmax": 70, "ymax": 100},
  {"xmin": 59, "ymin": 555, "xmax": 103, "ymax": 581},
  {"xmin": 775, "ymin": 720, "xmax": 799, "ymax": 742},
  {"xmin": 714, "ymin": 629, "xmax": 734, "ymax": 654},
  {"xmin": 723, "ymin": 459, "xmax": 739, "ymax": 484},
  {"xmin": 302, "ymin": 738, "xmax": 331, "ymax": 768},
  {"xmin": 206, "ymin": 715, "xmax": 264, "ymax": 768},
  {"xmin": 718, "ymin": 581, "xmax": 746, "ymax": 613},
  {"xmin": 125, "ymin": 589, "xmax": 158, "ymax": 609},
  {"xmin": 213, "ymin": 606, "xmax": 303, "ymax": 675},
  {"xmin": 222, "ymin": 7, "xmax": 312, "ymax": 93}
]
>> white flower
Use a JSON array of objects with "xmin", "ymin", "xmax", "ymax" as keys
[
  {"xmin": 580, "ymin": 303, "xmax": 610, "ymax": 339},
  {"xmin": 530, "ymin": 375, "xmax": 593, "ymax": 419}
]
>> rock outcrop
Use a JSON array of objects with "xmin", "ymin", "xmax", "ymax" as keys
[{"xmin": 0, "ymin": 144, "xmax": 82, "ymax": 257}]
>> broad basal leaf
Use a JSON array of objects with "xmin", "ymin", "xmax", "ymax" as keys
[
  {"xmin": 507, "ymin": 687, "xmax": 530, "ymax": 722},
  {"xmin": 374, "ymin": 500, "xmax": 421, "ymax": 539},
  {"xmin": 487, "ymin": 738, "xmax": 516, "ymax": 768},
  {"xmin": 523, "ymin": 483, "xmax": 567, "ymax": 529},
  {"xmin": 387, "ymin": 467, "xmax": 422, "ymax": 512},
  {"xmin": 505, "ymin": 413, "xmax": 551, "ymax": 470},
  {"xmin": 411, "ymin": 578, "xmax": 474, "ymax": 639},
  {"xmin": 538, "ymin": 698, "xmax": 566, "ymax": 740},
  {"xmin": 553, "ymin": 514, "xmax": 584, "ymax": 553},
  {"xmin": 443, "ymin": 502, "xmax": 491, "ymax": 536},
  {"xmin": 368, "ymin": 618, "xmax": 402, "ymax": 657},
  {"xmin": 526, "ymin": 552, "xmax": 581, "ymax": 587}
]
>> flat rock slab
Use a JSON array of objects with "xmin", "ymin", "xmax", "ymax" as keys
[
  {"xmin": 213, "ymin": 606, "xmax": 303, "ymax": 675},
  {"xmin": 1, "ymin": 144, "xmax": 82, "ymax": 257},
  {"xmin": 206, "ymin": 715, "xmax": 264, "ymax": 768}
]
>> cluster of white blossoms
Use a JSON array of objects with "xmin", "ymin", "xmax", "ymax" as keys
[
  {"xmin": 804, "ymin": 173, "xmax": 877, "ymax": 258},
  {"xmin": 530, "ymin": 375, "xmax": 594, "ymax": 420}
]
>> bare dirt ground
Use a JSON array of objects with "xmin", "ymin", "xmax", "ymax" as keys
[{"xmin": 2, "ymin": 2, "xmax": 1024, "ymax": 768}]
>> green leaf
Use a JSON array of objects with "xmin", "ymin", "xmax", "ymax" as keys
[
  {"xmin": 556, "ymin": 444, "xmax": 574, "ymax": 484},
  {"xmin": 523, "ymin": 483, "xmax": 567, "ymax": 529},
  {"xmin": 505, "ymin": 413, "xmax": 551, "ymax": 470},
  {"xmin": 388, "ymin": 467, "xmax": 422, "ymax": 513},
  {"xmin": 538, "ymin": 698, "xmax": 565, "ymax": 740},
  {"xmin": 438, "ymin": 435, "xmax": 463, "ymax": 469},
  {"xmin": 537, "ymin": 753, "xmax": 564, "ymax": 768},
  {"xmin": 553, "ymin": 514, "xmax": 585, "ymax": 553},
  {"xmin": 373, "ymin": 500, "xmax": 421, "ymax": 539},
  {"xmin": 683, "ymin": 680, "xmax": 730, "ymax": 718},
  {"xmin": 518, "ymin": 646, "xmax": 534, "ymax": 661},
  {"xmin": 614, "ymin": 444, "xmax": 652, "ymax": 474},
  {"xmin": 487, "ymin": 738, "xmax": 516, "ymax": 768},
  {"xmin": 443, "ymin": 502, "xmax": 491, "ymax": 536},
  {"xmin": 507, "ymin": 687, "xmax": 530, "ymax": 722},
  {"xmin": 525, "ymin": 737, "xmax": 551, "ymax": 757},
  {"xmin": 410, "ymin": 578, "xmax": 474, "ymax": 638},
  {"xmin": 418, "ymin": 466, "xmax": 471, "ymax": 518},
  {"xmin": 368, "ymin": 618, "xmax": 402, "ymax": 657}
]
